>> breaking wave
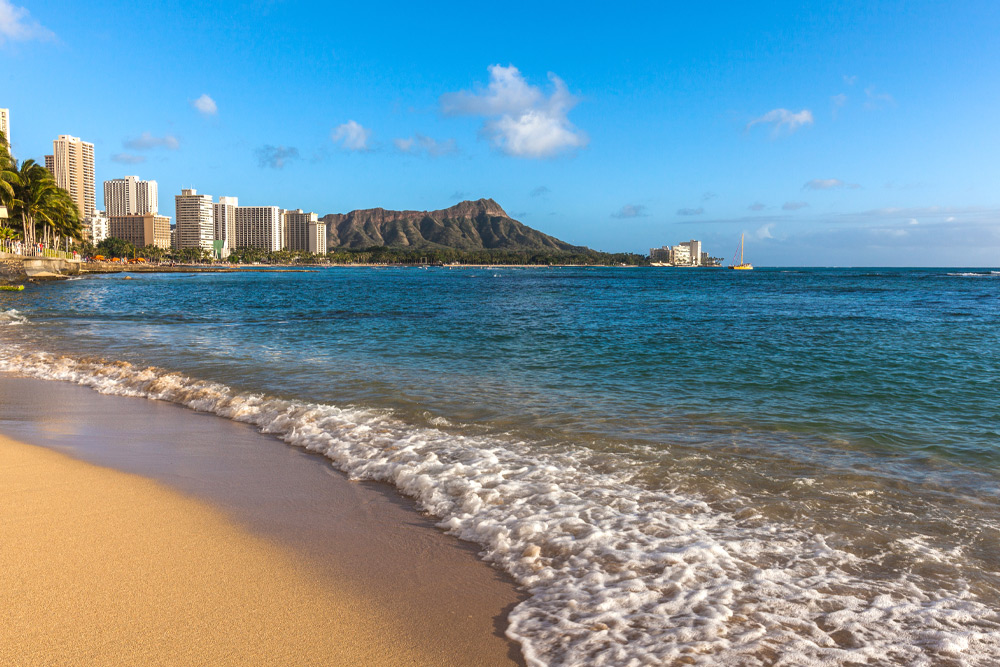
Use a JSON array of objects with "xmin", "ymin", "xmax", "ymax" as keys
[
  {"xmin": 0, "ymin": 309, "xmax": 27, "ymax": 326},
  {"xmin": 1, "ymin": 346, "xmax": 999, "ymax": 665}
]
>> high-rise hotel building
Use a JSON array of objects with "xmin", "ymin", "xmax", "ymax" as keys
[
  {"xmin": 0, "ymin": 108, "xmax": 9, "ymax": 143},
  {"xmin": 106, "ymin": 176, "xmax": 168, "ymax": 249},
  {"xmin": 104, "ymin": 176, "xmax": 158, "ymax": 216},
  {"xmin": 47, "ymin": 135, "xmax": 96, "ymax": 222},
  {"xmin": 175, "ymin": 189, "xmax": 215, "ymax": 251},
  {"xmin": 234, "ymin": 205, "xmax": 283, "ymax": 251},
  {"xmin": 283, "ymin": 209, "xmax": 327, "ymax": 254},
  {"xmin": 108, "ymin": 213, "xmax": 171, "ymax": 249},
  {"xmin": 213, "ymin": 196, "xmax": 238, "ymax": 257}
]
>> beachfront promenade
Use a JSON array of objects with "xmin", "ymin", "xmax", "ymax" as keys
[
  {"xmin": 0, "ymin": 238, "xmax": 78, "ymax": 261},
  {"xmin": 1, "ymin": 239, "xmax": 82, "ymax": 280}
]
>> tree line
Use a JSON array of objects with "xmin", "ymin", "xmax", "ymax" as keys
[
  {"xmin": 85, "ymin": 239, "xmax": 651, "ymax": 266},
  {"xmin": 0, "ymin": 132, "xmax": 84, "ymax": 247}
]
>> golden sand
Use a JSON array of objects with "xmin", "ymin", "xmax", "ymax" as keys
[{"xmin": 0, "ymin": 435, "xmax": 436, "ymax": 666}]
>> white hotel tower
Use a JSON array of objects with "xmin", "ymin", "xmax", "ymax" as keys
[
  {"xmin": 234, "ymin": 205, "xmax": 283, "ymax": 251},
  {"xmin": 104, "ymin": 176, "xmax": 158, "ymax": 216},
  {"xmin": 213, "ymin": 196, "xmax": 238, "ymax": 257},
  {"xmin": 175, "ymin": 189, "xmax": 215, "ymax": 251}
]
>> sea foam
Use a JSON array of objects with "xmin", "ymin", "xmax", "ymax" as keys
[
  {"xmin": 0, "ymin": 309, "xmax": 27, "ymax": 326},
  {"xmin": 1, "ymin": 346, "xmax": 999, "ymax": 666}
]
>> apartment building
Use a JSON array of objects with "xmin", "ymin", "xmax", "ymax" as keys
[
  {"xmin": 234, "ymin": 205, "xmax": 283, "ymax": 251},
  {"xmin": 175, "ymin": 188, "xmax": 215, "ymax": 251},
  {"xmin": 48, "ymin": 135, "xmax": 96, "ymax": 222},
  {"xmin": 104, "ymin": 176, "xmax": 158, "ymax": 216},
  {"xmin": 283, "ymin": 209, "xmax": 326, "ymax": 254},
  {"xmin": 108, "ymin": 213, "xmax": 171, "ymax": 249},
  {"xmin": 212, "ymin": 196, "xmax": 238, "ymax": 258}
]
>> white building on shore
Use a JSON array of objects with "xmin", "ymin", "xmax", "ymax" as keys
[
  {"xmin": 105, "ymin": 176, "xmax": 158, "ymax": 216},
  {"xmin": 88, "ymin": 210, "xmax": 109, "ymax": 244},
  {"xmin": 175, "ymin": 189, "xmax": 215, "ymax": 252},
  {"xmin": 212, "ymin": 196, "xmax": 238, "ymax": 258},
  {"xmin": 649, "ymin": 239, "xmax": 719, "ymax": 266},
  {"xmin": 234, "ymin": 205, "xmax": 283, "ymax": 251}
]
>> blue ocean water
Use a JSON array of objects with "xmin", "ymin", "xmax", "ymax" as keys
[{"xmin": 2, "ymin": 266, "xmax": 999, "ymax": 665}]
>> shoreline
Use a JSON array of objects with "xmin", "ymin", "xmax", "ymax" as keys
[
  {"xmin": 2, "ymin": 261, "xmax": 644, "ymax": 283},
  {"xmin": 0, "ymin": 373, "xmax": 526, "ymax": 665}
]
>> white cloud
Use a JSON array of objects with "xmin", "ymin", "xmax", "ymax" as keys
[
  {"xmin": 748, "ymin": 202, "xmax": 766, "ymax": 211},
  {"xmin": 124, "ymin": 132, "xmax": 180, "ymax": 150},
  {"xmin": 612, "ymin": 204, "xmax": 647, "ymax": 219},
  {"xmin": 864, "ymin": 86, "xmax": 895, "ymax": 110},
  {"xmin": 255, "ymin": 145, "xmax": 299, "ymax": 169},
  {"xmin": 756, "ymin": 223, "xmax": 775, "ymax": 239},
  {"xmin": 747, "ymin": 108, "xmax": 814, "ymax": 135},
  {"xmin": 332, "ymin": 120, "xmax": 371, "ymax": 152},
  {"xmin": 804, "ymin": 178, "xmax": 860, "ymax": 190},
  {"xmin": 783, "ymin": 201, "xmax": 809, "ymax": 211},
  {"xmin": 677, "ymin": 207, "xmax": 705, "ymax": 216},
  {"xmin": 192, "ymin": 93, "xmax": 217, "ymax": 116},
  {"xmin": 872, "ymin": 227, "xmax": 909, "ymax": 238},
  {"xmin": 0, "ymin": 0, "xmax": 54, "ymax": 44},
  {"xmin": 835, "ymin": 207, "xmax": 990, "ymax": 226},
  {"xmin": 441, "ymin": 64, "xmax": 587, "ymax": 158},
  {"xmin": 393, "ymin": 133, "xmax": 456, "ymax": 156},
  {"xmin": 110, "ymin": 153, "xmax": 146, "ymax": 165},
  {"xmin": 843, "ymin": 75, "xmax": 858, "ymax": 86},
  {"xmin": 778, "ymin": 206, "xmax": 1000, "ymax": 247}
]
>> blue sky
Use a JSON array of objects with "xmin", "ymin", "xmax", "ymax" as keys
[{"xmin": 2, "ymin": 0, "xmax": 999, "ymax": 265}]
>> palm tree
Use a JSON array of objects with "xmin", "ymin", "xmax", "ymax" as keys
[
  {"xmin": 45, "ymin": 185, "xmax": 82, "ymax": 248},
  {"xmin": 141, "ymin": 244, "xmax": 166, "ymax": 262},
  {"xmin": 9, "ymin": 159, "xmax": 82, "ymax": 247},
  {"xmin": 0, "ymin": 131, "xmax": 20, "ymax": 232}
]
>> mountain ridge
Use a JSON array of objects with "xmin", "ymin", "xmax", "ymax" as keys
[{"xmin": 321, "ymin": 198, "xmax": 586, "ymax": 252}]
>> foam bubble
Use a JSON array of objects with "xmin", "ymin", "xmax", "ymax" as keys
[{"xmin": 1, "ymin": 346, "xmax": 999, "ymax": 666}]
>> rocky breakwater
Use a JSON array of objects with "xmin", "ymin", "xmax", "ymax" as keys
[{"xmin": 0, "ymin": 257, "xmax": 28, "ymax": 285}]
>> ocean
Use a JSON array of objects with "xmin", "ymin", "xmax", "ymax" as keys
[{"xmin": 2, "ymin": 266, "xmax": 999, "ymax": 665}]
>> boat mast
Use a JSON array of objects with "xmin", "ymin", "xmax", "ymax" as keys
[{"xmin": 740, "ymin": 233, "xmax": 745, "ymax": 265}]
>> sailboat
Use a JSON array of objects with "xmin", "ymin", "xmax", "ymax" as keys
[{"xmin": 730, "ymin": 233, "xmax": 753, "ymax": 270}]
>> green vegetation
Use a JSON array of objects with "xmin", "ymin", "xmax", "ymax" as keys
[
  {"xmin": 0, "ymin": 131, "xmax": 83, "ymax": 248},
  {"xmin": 221, "ymin": 245, "xmax": 647, "ymax": 266},
  {"xmin": 95, "ymin": 237, "xmax": 135, "ymax": 258},
  {"xmin": 321, "ymin": 247, "xmax": 650, "ymax": 266},
  {"xmin": 83, "ymin": 239, "xmax": 649, "ymax": 266}
]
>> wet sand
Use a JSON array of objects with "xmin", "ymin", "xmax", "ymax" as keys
[{"xmin": 0, "ymin": 374, "xmax": 525, "ymax": 666}]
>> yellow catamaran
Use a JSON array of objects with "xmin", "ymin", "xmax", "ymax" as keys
[{"xmin": 730, "ymin": 233, "xmax": 753, "ymax": 270}]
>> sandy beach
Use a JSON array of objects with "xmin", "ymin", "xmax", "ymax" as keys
[{"xmin": 0, "ymin": 375, "xmax": 524, "ymax": 666}]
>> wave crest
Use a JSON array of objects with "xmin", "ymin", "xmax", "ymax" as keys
[{"xmin": 0, "ymin": 309, "xmax": 27, "ymax": 326}]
